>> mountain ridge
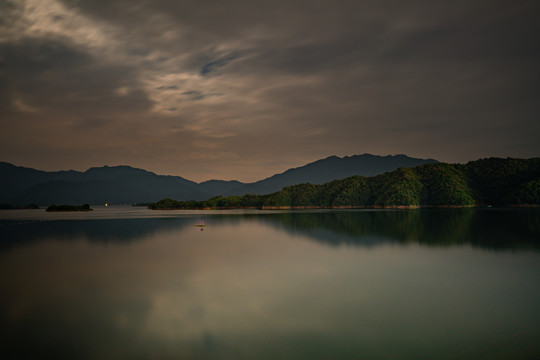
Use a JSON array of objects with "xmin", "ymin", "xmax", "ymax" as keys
[
  {"xmin": 150, "ymin": 157, "xmax": 540, "ymax": 209},
  {"xmin": 204, "ymin": 154, "xmax": 438, "ymax": 196},
  {"xmin": 0, "ymin": 154, "xmax": 438, "ymax": 205}
]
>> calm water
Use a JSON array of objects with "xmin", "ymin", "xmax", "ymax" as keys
[{"xmin": 1, "ymin": 207, "xmax": 539, "ymax": 359}]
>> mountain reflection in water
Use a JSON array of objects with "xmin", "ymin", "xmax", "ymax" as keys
[
  {"xmin": 2, "ymin": 209, "xmax": 539, "ymax": 251},
  {"xmin": 0, "ymin": 208, "xmax": 539, "ymax": 359}
]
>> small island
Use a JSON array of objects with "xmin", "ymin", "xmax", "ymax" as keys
[{"xmin": 46, "ymin": 204, "xmax": 93, "ymax": 212}]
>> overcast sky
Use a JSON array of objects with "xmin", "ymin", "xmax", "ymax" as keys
[{"xmin": 1, "ymin": 0, "xmax": 539, "ymax": 182}]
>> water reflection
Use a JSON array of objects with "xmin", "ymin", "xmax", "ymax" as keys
[
  {"xmin": 0, "ymin": 218, "xmax": 196, "ymax": 252},
  {"xmin": 4, "ymin": 209, "xmax": 538, "ymax": 251},
  {"xmin": 0, "ymin": 209, "xmax": 539, "ymax": 359},
  {"xmin": 248, "ymin": 209, "xmax": 540, "ymax": 250}
]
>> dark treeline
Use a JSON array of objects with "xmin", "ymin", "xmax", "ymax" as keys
[
  {"xmin": 46, "ymin": 204, "xmax": 92, "ymax": 212},
  {"xmin": 0, "ymin": 203, "xmax": 39, "ymax": 210},
  {"xmin": 149, "ymin": 158, "xmax": 540, "ymax": 209}
]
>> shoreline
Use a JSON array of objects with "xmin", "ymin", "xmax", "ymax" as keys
[{"xmin": 148, "ymin": 204, "xmax": 539, "ymax": 210}]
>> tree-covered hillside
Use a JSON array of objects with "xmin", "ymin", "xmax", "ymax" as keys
[{"xmin": 149, "ymin": 158, "xmax": 540, "ymax": 209}]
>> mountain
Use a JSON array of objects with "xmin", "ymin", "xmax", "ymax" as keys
[
  {"xmin": 151, "ymin": 157, "xmax": 540, "ymax": 209},
  {"xmin": 198, "ymin": 179, "xmax": 245, "ymax": 195},
  {"xmin": 0, "ymin": 163, "xmax": 207, "ymax": 205},
  {"xmin": 0, "ymin": 162, "xmax": 82, "ymax": 198},
  {"xmin": 0, "ymin": 154, "xmax": 438, "ymax": 205},
  {"xmin": 212, "ymin": 154, "xmax": 438, "ymax": 196}
]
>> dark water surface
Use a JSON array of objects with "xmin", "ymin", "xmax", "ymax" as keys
[{"xmin": 1, "ymin": 208, "xmax": 539, "ymax": 359}]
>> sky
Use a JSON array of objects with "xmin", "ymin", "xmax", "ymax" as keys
[{"xmin": 1, "ymin": 0, "xmax": 539, "ymax": 182}]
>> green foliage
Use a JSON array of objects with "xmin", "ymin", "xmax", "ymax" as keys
[
  {"xmin": 240, "ymin": 194, "xmax": 268, "ymax": 207},
  {"xmin": 263, "ymin": 188, "xmax": 293, "ymax": 207},
  {"xmin": 415, "ymin": 163, "xmax": 474, "ymax": 205},
  {"xmin": 149, "ymin": 158, "xmax": 540, "ymax": 209},
  {"xmin": 372, "ymin": 168, "xmax": 423, "ymax": 206},
  {"xmin": 332, "ymin": 176, "xmax": 370, "ymax": 206},
  {"xmin": 507, "ymin": 178, "xmax": 540, "ymax": 205},
  {"xmin": 288, "ymin": 183, "xmax": 322, "ymax": 206},
  {"xmin": 465, "ymin": 158, "xmax": 540, "ymax": 204},
  {"xmin": 149, "ymin": 198, "xmax": 183, "ymax": 209},
  {"xmin": 213, "ymin": 195, "xmax": 242, "ymax": 207},
  {"xmin": 149, "ymin": 194, "xmax": 269, "ymax": 209}
]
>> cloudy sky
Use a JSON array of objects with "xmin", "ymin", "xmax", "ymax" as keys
[{"xmin": 1, "ymin": 0, "xmax": 539, "ymax": 182}]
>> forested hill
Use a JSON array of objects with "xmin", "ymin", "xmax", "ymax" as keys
[
  {"xmin": 150, "ymin": 158, "xmax": 540, "ymax": 209},
  {"xmin": 0, "ymin": 154, "xmax": 437, "ymax": 205},
  {"xmin": 215, "ymin": 154, "xmax": 438, "ymax": 195}
]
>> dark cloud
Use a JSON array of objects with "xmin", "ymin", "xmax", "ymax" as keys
[
  {"xmin": 50, "ymin": 13, "xmax": 65, "ymax": 23},
  {"xmin": 0, "ymin": 1, "xmax": 19, "ymax": 26},
  {"xmin": 200, "ymin": 55, "xmax": 238, "ymax": 75},
  {"xmin": 156, "ymin": 85, "xmax": 178, "ymax": 90},
  {"xmin": 0, "ymin": 0, "xmax": 539, "ymax": 181},
  {"xmin": 182, "ymin": 90, "xmax": 205, "ymax": 100},
  {"xmin": 0, "ymin": 37, "xmax": 153, "ymax": 116}
]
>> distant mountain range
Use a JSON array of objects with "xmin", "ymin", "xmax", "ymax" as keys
[
  {"xmin": 151, "ymin": 158, "xmax": 540, "ymax": 209},
  {"xmin": 0, "ymin": 154, "xmax": 438, "ymax": 205}
]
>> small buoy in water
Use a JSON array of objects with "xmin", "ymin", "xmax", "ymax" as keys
[{"xmin": 194, "ymin": 220, "xmax": 207, "ymax": 228}]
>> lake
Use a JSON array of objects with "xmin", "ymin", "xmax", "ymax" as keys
[{"xmin": 1, "ymin": 207, "xmax": 539, "ymax": 359}]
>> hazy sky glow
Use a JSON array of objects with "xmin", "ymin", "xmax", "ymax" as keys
[{"xmin": 1, "ymin": 0, "xmax": 539, "ymax": 182}]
